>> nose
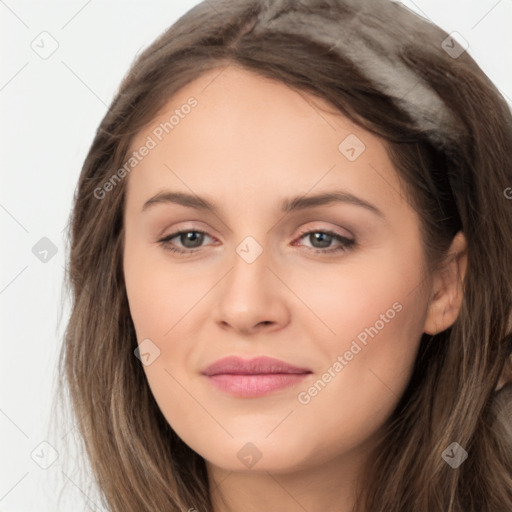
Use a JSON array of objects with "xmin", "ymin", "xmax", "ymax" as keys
[{"xmin": 214, "ymin": 243, "xmax": 290, "ymax": 336}]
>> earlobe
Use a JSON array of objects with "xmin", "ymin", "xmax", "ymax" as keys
[{"xmin": 423, "ymin": 231, "xmax": 468, "ymax": 335}]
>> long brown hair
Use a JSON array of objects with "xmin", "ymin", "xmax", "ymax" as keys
[{"xmin": 56, "ymin": 0, "xmax": 512, "ymax": 510}]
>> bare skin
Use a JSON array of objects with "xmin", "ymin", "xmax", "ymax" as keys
[{"xmin": 122, "ymin": 65, "xmax": 467, "ymax": 512}]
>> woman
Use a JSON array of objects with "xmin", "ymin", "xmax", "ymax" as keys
[{"xmin": 59, "ymin": 0, "xmax": 512, "ymax": 510}]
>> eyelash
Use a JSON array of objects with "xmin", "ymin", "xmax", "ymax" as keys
[{"xmin": 157, "ymin": 227, "xmax": 356, "ymax": 256}]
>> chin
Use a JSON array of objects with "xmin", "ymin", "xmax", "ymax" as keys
[{"xmin": 190, "ymin": 435, "xmax": 317, "ymax": 474}]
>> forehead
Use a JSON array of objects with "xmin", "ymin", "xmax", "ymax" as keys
[{"xmin": 124, "ymin": 65, "xmax": 409, "ymax": 217}]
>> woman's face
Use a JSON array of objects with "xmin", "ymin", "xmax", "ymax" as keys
[{"xmin": 122, "ymin": 65, "xmax": 435, "ymax": 474}]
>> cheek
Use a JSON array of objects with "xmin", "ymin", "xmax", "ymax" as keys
[
  {"xmin": 123, "ymin": 239, "xmax": 204, "ymax": 340},
  {"xmin": 123, "ymin": 245, "xmax": 208, "ymax": 435},
  {"xmin": 299, "ymin": 250, "xmax": 425, "ymax": 346},
  {"xmin": 289, "ymin": 294, "xmax": 424, "ymax": 462},
  {"xmin": 299, "ymin": 248, "xmax": 427, "ymax": 406}
]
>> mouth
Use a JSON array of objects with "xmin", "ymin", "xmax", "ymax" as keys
[{"xmin": 201, "ymin": 356, "xmax": 312, "ymax": 398}]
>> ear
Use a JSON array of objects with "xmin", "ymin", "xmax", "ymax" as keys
[{"xmin": 423, "ymin": 231, "xmax": 468, "ymax": 335}]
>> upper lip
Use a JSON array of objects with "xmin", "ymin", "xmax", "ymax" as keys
[{"xmin": 201, "ymin": 356, "xmax": 312, "ymax": 376}]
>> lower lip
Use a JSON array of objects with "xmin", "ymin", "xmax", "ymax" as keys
[{"xmin": 205, "ymin": 373, "xmax": 310, "ymax": 397}]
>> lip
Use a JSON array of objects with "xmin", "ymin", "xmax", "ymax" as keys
[{"xmin": 201, "ymin": 356, "xmax": 312, "ymax": 398}]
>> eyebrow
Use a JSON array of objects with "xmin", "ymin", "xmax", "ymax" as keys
[{"xmin": 142, "ymin": 190, "xmax": 384, "ymax": 218}]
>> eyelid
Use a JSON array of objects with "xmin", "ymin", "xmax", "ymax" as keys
[
  {"xmin": 158, "ymin": 221, "xmax": 351, "ymax": 241},
  {"xmin": 294, "ymin": 222, "xmax": 354, "ymax": 240}
]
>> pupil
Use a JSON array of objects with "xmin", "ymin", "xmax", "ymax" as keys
[
  {"xmin": 312, "ymin": 232, "xmax": 331, "ymax": 248},
  {"xmin": 182, "ymin": 232, "xmax": 203, "ymax": 248}
]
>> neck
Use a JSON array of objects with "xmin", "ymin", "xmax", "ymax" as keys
[{"xmin": 207, "ymin": 444, "xmax": 374, "ymax": 512}]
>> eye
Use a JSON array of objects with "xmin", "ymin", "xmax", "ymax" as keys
[
  {"xmin": 293, "ymin": 228, "xmax": 356, "ymax": 254},
  {"xmin": 157, "ymin": 227, "xmax": 356, "ymax": 256},
  {"xmin": 158, "ymin": 229, "xmax": 214, "ymax": 254}
]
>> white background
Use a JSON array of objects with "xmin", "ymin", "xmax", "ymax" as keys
[{"xmin": 1, "ymin": 1, "xmax": 511, "ymax": 510}]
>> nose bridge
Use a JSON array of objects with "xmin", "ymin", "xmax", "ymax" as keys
[
  {"xmin": 235, "ymin": 234, "xmax": 266, "ymax": 266},
  {"xmin": 214, "ymin": 231, "xmax": 289, "ymax": 332},
  {"xmin": 225, "ymin": 233, "xmax": 271, "ymax": 298}
]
